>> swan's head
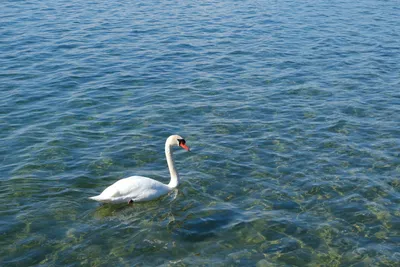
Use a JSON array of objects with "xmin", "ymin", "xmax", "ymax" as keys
[{"xmin": 168, "ymin": 135, "xmax": 190, "ymax": 151}]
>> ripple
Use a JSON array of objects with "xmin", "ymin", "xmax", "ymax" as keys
[{"xmin": 1, "ymin": 0, "xmax": 400, "ymax": 265}]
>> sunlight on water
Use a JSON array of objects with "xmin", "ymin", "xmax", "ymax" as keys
[{"xmin": 1, "ymin": 0, "xmax": 399, "ymax": 266}]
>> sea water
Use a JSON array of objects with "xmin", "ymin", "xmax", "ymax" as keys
[{"xmin": 1, "ymin": 0, "xmax": 399, "ymax": 266}]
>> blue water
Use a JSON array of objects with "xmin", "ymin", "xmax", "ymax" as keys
[{"xmin": 1, "ymin": 0, "xmax": 399, "ymax": 266}]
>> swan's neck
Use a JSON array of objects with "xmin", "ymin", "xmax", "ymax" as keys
[{"xmin": 165, "ymin": 143, "xmax": 179, "ymax": 188}]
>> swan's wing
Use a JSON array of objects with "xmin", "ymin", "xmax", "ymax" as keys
[
  {"xmin": 92, "ymin": 176, "xmax": 170, "ymax": 203},
  {"xmin": 120, "ymin": 176, "xmax": 171, "ymax": 202}
]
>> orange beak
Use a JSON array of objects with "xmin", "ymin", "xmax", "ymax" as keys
[{"xmin": 179, "ymin": 143, "xmax": 190, "ymax": 151}]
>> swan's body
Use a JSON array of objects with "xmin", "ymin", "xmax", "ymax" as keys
[
  {"xmin": 89, "ymin": 135, "xmax": 190, "ymax": 204},
  {"xmin": 89, "ymin": 176, "xmax": 171, "ymax": 203}
]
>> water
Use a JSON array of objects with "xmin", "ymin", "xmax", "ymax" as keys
[{"xmin": 1, "ymin": 0, "xmax": 399, "ymax": 265}]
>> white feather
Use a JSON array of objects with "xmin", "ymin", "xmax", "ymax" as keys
[{"xmin": 89, "ymin": 135, "xmax": 189, "ymax": 204}]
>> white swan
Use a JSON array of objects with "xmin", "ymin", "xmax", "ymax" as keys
[{"xmin": 89, "ymin": 135, "xmax": 190, "ymax": 204}]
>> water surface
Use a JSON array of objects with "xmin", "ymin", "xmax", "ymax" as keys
[{"xmin": 1, "ymin": 0, "xmax": 399, "ymax": 266}]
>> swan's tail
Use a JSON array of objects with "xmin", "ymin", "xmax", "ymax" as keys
[{"xmin": 89, "ymin": 195, "xmax": 109, "ymax": 202}]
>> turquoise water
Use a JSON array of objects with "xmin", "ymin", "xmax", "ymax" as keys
[{"xmin": 1, "ymin": 0, "xmax": 399, "ymax": 265}]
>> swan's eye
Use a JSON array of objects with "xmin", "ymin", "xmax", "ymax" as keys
[{"xmin": 178, "ymin": 139, "xmax": 185, "ymax": 145}]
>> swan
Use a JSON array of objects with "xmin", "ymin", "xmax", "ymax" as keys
[{"xmin": 89, "ymin": 135, "xmax": 190, "ymax": 204}]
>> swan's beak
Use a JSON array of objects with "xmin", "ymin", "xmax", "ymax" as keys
[{"xmin": 180, "ymin": 143, "xmax": 190, "ymax": 151}]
